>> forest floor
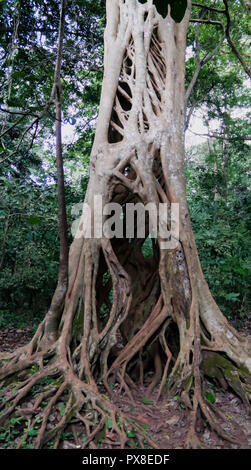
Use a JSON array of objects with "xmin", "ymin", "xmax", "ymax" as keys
[{"xmin": 0, "ymin": 322, "xmax": 250, "ymax": 450}]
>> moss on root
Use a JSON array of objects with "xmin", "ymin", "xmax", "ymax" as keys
[
  {"xmin": 201, "ymin": 351, "xmax": 251, "ymax": 407},
  {"xmin": 0, "ymin": 357, "xmax": 159, "ymax": 450}
]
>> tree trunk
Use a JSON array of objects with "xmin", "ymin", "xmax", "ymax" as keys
[
  {"xmin": 42, "ymin": 0, "xmax": 69, "ymax": 345},
  {"xmin": 0, "ymin": 0, "xmax": 250, "ymax": 450}
]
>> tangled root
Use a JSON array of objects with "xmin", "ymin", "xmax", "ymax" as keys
[
  {"xmin": 0, "ymin": 283, "xmax": 250, "ymax": 450},
  {"xmin": 0, "ymin": 343, "xmax": 159, "ymax": 450}
]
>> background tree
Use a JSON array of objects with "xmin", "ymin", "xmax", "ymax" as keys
[
  {"xmin": 0, "ymin": 0, "xmax": 103, "ymax": 325},
  {"xmin": 0, "ymin": 0, "xmax": 250, "ymax": 450}
]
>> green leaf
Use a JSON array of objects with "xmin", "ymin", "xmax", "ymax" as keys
[
  {"xmin": 105, "ymin": 417, "xmax": 113, "ymax": 429},
  {"xmin": 27, "ymin": 428, "xmax": 38, "ymax": 437},
  {"xmin": 57, "ymin": 402, "xmax": 66, "ymax": 416},
  {"xmin": 142, "ymin": 397, "xmax": 153, "ymax": 405},
  {"xmin": 224, "ymin": 292, "xmax": 240, "ymax": 301},
  {"xmin": 28, "ymin": 216, "xmax": 41, "ymax": 225},
  {"xmin": 205, "ymin": 392, "xmax": 216, "ymax": 404},
  {"xmin": 126, "ymin": 430, "xmax": 135, "ymax": 438},
  {"xmin": 11, "ymin": 71, "xmax": 26, "ymax": 80},
  {"xmin": 6, "ymin": 98, "xmax": 20, "ymax": 107}
]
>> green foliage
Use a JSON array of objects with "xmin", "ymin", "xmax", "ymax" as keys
[
  {"xmin": 0, "ymin": 0, "xmax": 97, "ymax": 329},
  {"xmin": 0, "ymin": 0, "xmax": 249, "ymax": 334},
  {"xmin": 105, "ymin": 417, "xmax": 113, "ymax": 429},
  {"xmin": 186, "ymin": 134, "xmax": 250, "ymax": 324},
  {"xmin": 141, "ymin": 397, "xmax": 153, "ymax": 405},
  {"xmin": 141, "ymin": 236, "xmax": 154, "ymax": 258},
  {"xmin": 185, "ymin": 14, "xmax": 250, "ymax": 325},
  {"xmin": 205, "ymin": 391, "xmax": 216, "ymax": 404},
  {"xmin": 0, "ymin": 416, "xmax": 25, "ymax": 448}
]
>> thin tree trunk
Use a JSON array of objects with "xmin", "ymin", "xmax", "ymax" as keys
[{"xmin": 43, "ymin": 0, "xmax": 69, "ymax": 343}]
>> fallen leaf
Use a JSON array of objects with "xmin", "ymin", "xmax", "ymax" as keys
[
  {"xmin": 166, "ymin": 415, "xmax": 180, "ymax": 425},
  {"xmin": 142, "ymin": 397, "xmax": 153, "ymax": 405},
  {"xmin": 154, "ymin": 422, "xmax": 164, "ymax": 433}
]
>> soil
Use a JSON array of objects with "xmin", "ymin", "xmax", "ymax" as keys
[
  {"xmin": 0, "ymin": 325, "xmax": 35, "ymax": 352},
  {"xmin": 0, "ymin": 322, "xmax": 250, "ymax": 450}
]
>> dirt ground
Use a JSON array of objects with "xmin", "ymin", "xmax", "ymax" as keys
[{"xmin": 0, "ymin": 323, "xmax": 250, "ymax": 449}]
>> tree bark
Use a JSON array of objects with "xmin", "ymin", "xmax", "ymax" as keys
[
  {"xmin": 0, "ymin": 0, "xmax": 250, "ymax": 450},
  {"xmin": 42, "ymin": 0, "xmax": 69, "ymax": 344}
]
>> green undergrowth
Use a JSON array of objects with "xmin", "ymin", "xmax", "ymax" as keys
[{"xmin": 0, "ymin": 309, "xmax": 44, "ymax": 331}]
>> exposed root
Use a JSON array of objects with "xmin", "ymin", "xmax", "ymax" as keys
[
  {"xmin": 1, "ymin": 1, "xmax": 250, "ymax": 451},
  {"xmin": 0, "ymin": 306, "xmax": 250, "ymax": 450},
  {"xmin": 0, "ymin": 346, "xmax": 159, "ymax": 450}
]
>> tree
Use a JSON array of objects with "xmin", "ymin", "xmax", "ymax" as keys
[
  {"xmin": 186, "ymin": 138, "xmax": 250, "ymax": 324},
  {"xmin": 0, "ymin": 0, "xmax": 250, "ymax": 449},
  {"xmin": 42, "ymin": 0, "xmax": 69, "ymax": 345},
  {"xmin": 0, "ymin": 0, "xmax": 96, "ymax": 327}
]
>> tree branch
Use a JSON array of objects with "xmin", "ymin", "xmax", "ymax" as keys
[
  {"xmin": 192, "ymin": 2, "xmax": 226, "ymax": 14},
  {"xmin": 187, "ymin": 128, "xmax": 251, "ymax": 141},
  {"xmin": 0, "ymin": 114, "xmax": 27, "ymax": 139},
  {"xmin": 191, "ymin": 1, "xmax": 251, "ymax": 78},
  {"xmin": 201, "ymin": 41, "xmax": 222, "ymax": 67},
  {"xmin": 190, "ymin": 18, "xmax": 224, "ymax": 29},
  {"xmin": 0, "ymin": 107, "xmax": 41, "ymax": 117},
  {"xmin": 0, "ymin": 211, "xmax": 10, "ymax": 272},
  {"xmin": 186, "ymin": 23, "xmax": 201, "ymax": 105},
  {"xmin": 185, "ymin": 20, "xmax": 222, "ymax": 118},
  {"xmin": 223, "ymin": 0, "xmax": 251, "ymax": 78}
]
